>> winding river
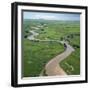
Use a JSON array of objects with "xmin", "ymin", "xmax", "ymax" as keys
[{"xmin": 27, "ymin": 30, "xmax": 75, "ymax": 76}]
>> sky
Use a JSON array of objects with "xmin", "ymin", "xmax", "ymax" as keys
[{"xmin": 23, "ymin": 11, "xmax": 80, "ymax": 21}]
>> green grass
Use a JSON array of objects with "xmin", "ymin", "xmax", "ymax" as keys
[
  {"xmin": 23, "ymin": 39, "xmax": 64, "ymax": 77},
  {"xmin": 36, "ymin": 21, "xmax": 80, "ymax": 40},
  {"xmin": 60, "ymin": 48, "xmax": 80, "ymax": 75}
]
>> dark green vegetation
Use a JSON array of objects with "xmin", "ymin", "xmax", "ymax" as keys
[{"xmin": 23, "ymin": 19, "xmax": 80, "ymax": 77}]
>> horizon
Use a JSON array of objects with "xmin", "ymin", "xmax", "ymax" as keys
[{"xmin": 24, "ymin": 18, "xmax": 80, "ymax": 21}]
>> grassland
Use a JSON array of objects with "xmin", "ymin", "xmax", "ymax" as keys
[
  {"xmin": 23, "ymin": 39, "xmax": 64, "ymax": 77},
  {"xmin": 60, "ymin": 35, "xmax": 80, "ymax": 75},
  {"xmin": 23, "ymin": 19, "xmax": 80, "ymax": 77}
]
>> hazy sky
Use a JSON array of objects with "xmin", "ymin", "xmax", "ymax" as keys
[{"xmin": 23, "ymin": 11, "xmax": 80, "ymax": 21}]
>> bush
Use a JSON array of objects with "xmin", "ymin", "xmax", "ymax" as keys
[
  {"xmin": 24, "ymin": 35, "xmax": 27, "ymax": 38},
  {"xmin": 73, "ymin": 44, "xmax": 80, "ymax": 48}
]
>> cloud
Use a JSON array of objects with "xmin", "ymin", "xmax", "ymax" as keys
[{"xmin": 33, "ymin": 15, "xmax": 58, "ymax": 20}]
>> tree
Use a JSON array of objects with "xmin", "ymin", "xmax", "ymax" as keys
[
  {"xmin": 24, "ymin": 35, "xmax": 27, "ymax": 38},
  {"xmin": 41, "ymin": 28, "xmax": 44, "ymax": 31},
  {"xmin": 60, "ymin": 37, "xmax": 63, "ymax": 41}
]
